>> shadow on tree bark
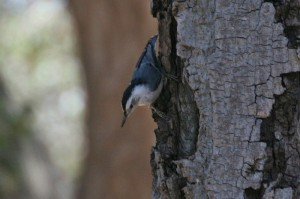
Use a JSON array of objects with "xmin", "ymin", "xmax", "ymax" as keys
[
  {"xmin": 266, "ymin": 0, "xmax": 300, "ymax": 48},
  {"xmin": 256, "ymin": 72, "xmax": 300, "ymax": 198}
]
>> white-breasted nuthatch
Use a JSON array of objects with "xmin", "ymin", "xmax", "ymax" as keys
[{"xmin": 121, "ymin": 35, "xmax": 163, "ymax": 127}]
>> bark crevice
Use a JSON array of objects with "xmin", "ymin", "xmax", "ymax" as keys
[
  {"xmin": 265, "ymin": 0, "xmax": 300, "ymax": 48},
  {"xmin": 151, "ymin": 1, "xmax": 186, "ymax": 198},
  {"xmin": 244, "ymin": 187, "xmax": 263, "ymax": 199},
  {"xmin": 260, "ymin": 72, "xmax": 300, "ymax": 197}
]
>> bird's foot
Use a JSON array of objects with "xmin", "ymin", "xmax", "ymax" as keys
[
  {"xmin": 165, "ymin": 73, "xmax": 179, "ymax": 82},
  {"xmin": 151, "ymin": 106, "xmax": 170, "ymax": 121}
]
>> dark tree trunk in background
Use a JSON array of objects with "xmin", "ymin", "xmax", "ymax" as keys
[
  {"xmin": 152, "ymin": 0, "xmax": 300, "ymax": 198},
  {"xmin": 69, "ymin": 1, "xmax": 156, "ymax": 199}
]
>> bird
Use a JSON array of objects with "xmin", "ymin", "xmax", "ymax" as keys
[{"xmin": 121, "ymin": 35, "xmax": 164, "ymax": 127}]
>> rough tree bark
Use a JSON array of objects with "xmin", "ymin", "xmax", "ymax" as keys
[{"xmin": 151, "ymin": 0, "xmax": 300, "ymax": 198}]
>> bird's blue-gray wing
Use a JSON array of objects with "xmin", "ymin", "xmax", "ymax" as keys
[{"xmin": 131, "ymin": 35, "xmax": 162, "ymax": 91}]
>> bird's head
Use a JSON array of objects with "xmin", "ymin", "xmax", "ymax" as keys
[{"xmin": 121, "ymin": 85, "xmax": 138, "ymax": 127}]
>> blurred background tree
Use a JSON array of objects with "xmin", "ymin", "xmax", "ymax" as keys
[
  {"xmin": 0, "ymin": 0, "xmax": 84, "ymax": 198},
  {"xmin": 69, "ymin": 0, "xmax": 157, "ymax": 199},
  {"xmin": 0, "ymin": 0, "xmax": 156, "ymax": 198}
]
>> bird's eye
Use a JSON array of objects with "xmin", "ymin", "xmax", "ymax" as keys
[{"xmin": 130, "ymin": 104, "xmax": 133, "ymax": 109}]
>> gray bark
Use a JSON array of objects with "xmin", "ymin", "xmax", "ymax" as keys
[{"xmin": 151, "ymin": 0, "xmax": 300, "ymax": 198}]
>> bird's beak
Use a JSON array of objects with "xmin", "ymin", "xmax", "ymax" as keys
[{"xmin": 121, "ymin": 114, "xmax": 127, "ymax": 127}]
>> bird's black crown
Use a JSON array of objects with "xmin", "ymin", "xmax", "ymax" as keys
[{"xmin": 121, "ymin": 84, "xmax": 134, "ymax": 114}]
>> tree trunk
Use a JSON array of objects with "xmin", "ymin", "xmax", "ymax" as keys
[
  {"xmin": 152, "ymin": 0, "xmax": 300, "ymax": 198},
  {"xmin": 69, "ymin": 1, "xmax": 156, "ymax": 199}
]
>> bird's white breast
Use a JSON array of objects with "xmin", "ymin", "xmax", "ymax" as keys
[{"xmin": 132, "ymin": 81, "xmax": 163, "ymax": 106}]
